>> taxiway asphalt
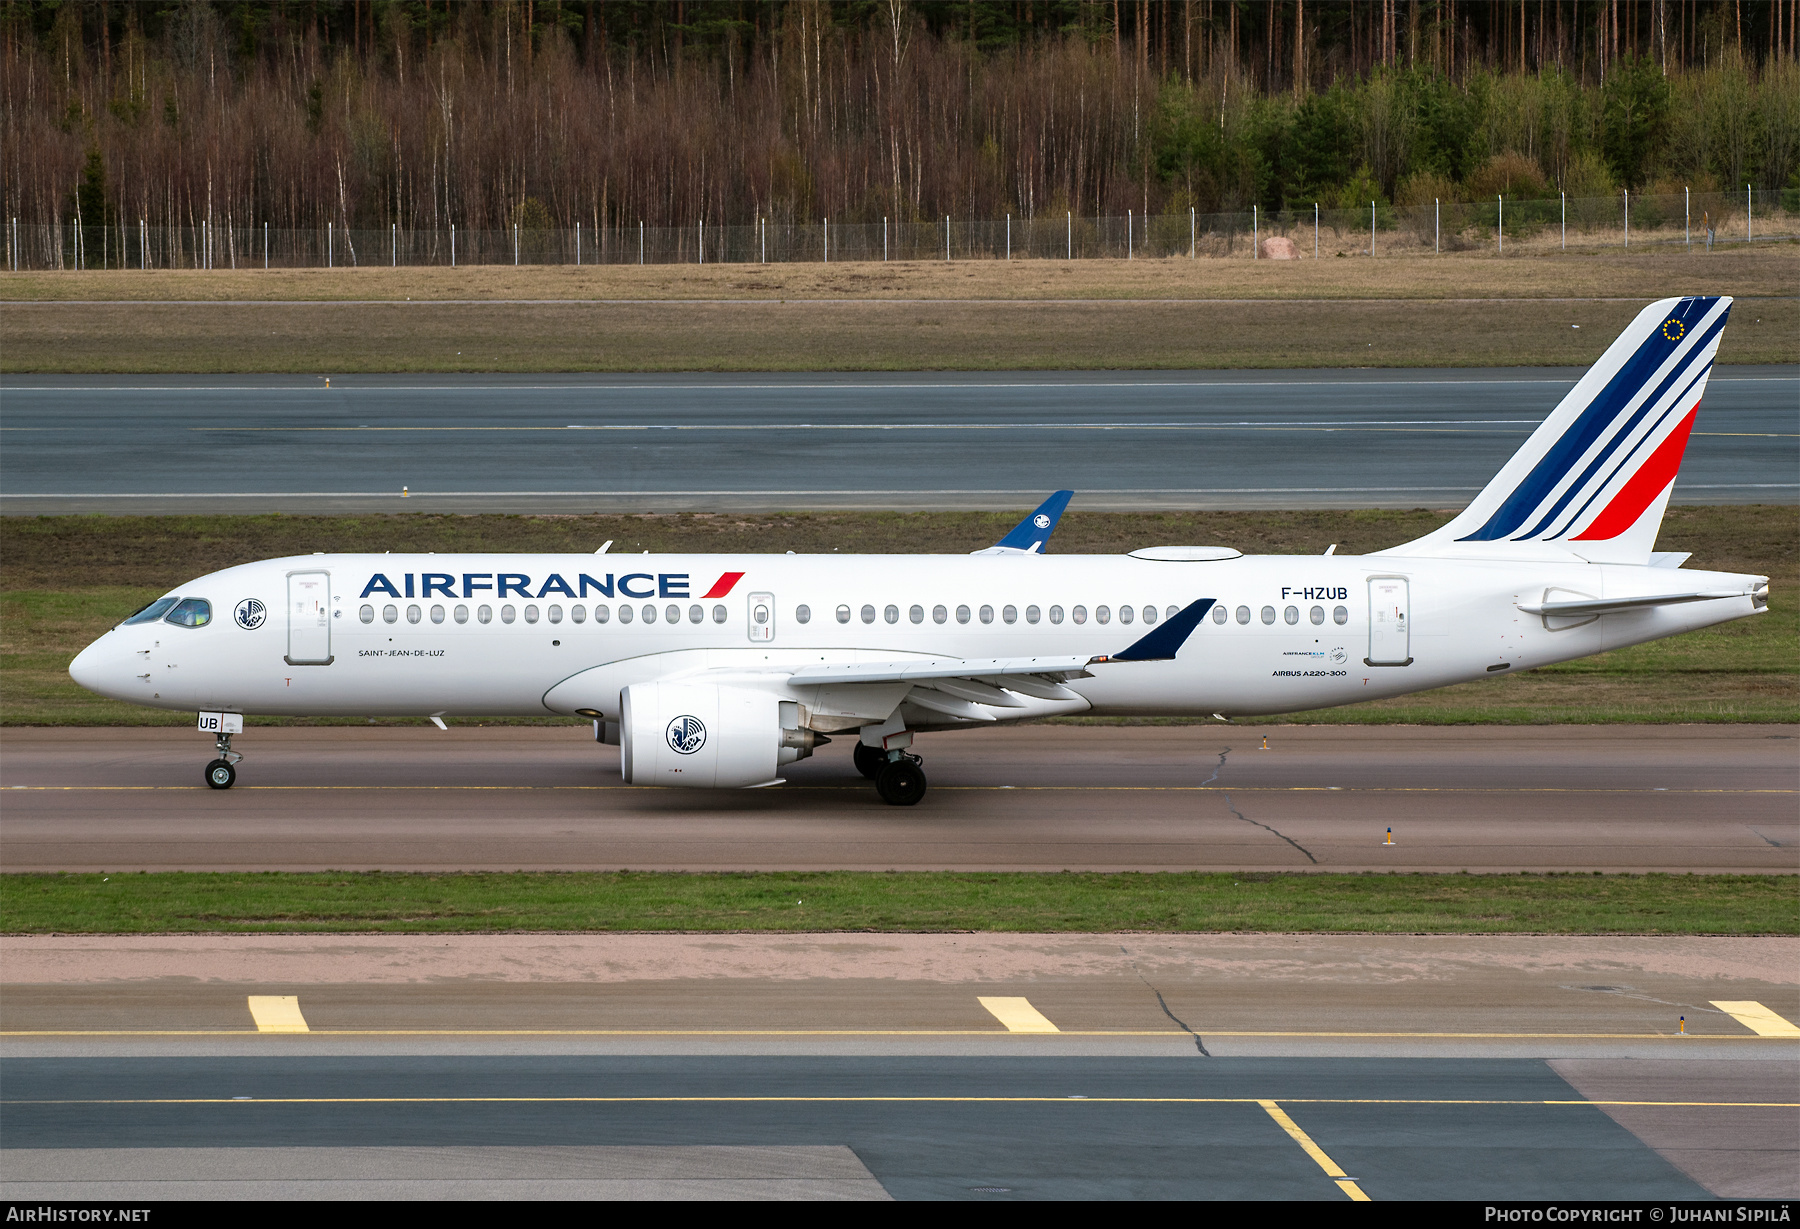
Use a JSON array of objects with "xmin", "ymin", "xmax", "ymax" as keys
[
  {"xmin": 3, "ymin": 724, "xmax": 1793, "ymax": 872},
  {"xmin": 2, "ymin": 368, "xmax": 1794, "ymax": 513},
  {"xmin": 3, "ymin": 934, "xmax": 1794, "ymax": 1199}
]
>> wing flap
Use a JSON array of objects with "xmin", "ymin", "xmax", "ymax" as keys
[{"xmin": 786, "ymin": 656, "xmax": 1095, "ymax": 685}]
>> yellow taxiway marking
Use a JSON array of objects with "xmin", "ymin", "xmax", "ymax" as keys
[
  {"xmin": 245, "ymin": 996, "xmax": 308, "ymax": 1034},
  {"xmin": 1259, "ymin": 1101, "xmax": 1371, "ymax": 1201},
  {"xmin": 977, "ymin": 997, "xmax": 1060, "ymax": 1033},
  {"xmin": 1710, "ymin": 1001, "xmax": 1800, "ymax": 1038},
  {"xmin": 6, "ymin": 1096, "xmax": 1794, "ymax": 1109},
  {"xmin": 5, "ymin": 1029, "xmax": 1795, "ymax": 1040}
]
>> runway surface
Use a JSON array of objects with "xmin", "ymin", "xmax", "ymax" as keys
[
  {"xmin": 4, "ymin": 934, "xmax": 1795, "ymax": 1199},
  {"xmin": 3, "ymin": 724, "xmax": 1795, "ymax": 872},
  {"xmin": 2, "ymin": 368, "xmax": 1794, "ymax": 513}
]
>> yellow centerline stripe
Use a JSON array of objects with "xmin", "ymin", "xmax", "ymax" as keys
[
  {"xmin": 5, "ymin": 1095, "xmax": 1794, "ymax": 1108},
  {"xmin": 6, "ymin": 785, "xmax": 1787, "ymax": 795},
  {"xmin": 4, "ymin": 1029, "xmax": 1792, "ymax": 1040},
  {"xmin": 1260, "ymin": 1101, "xmax": 1372, "ymax": 1201}
]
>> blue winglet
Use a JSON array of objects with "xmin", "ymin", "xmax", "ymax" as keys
[
  {"xmin": 1107, "ymin": 599, "xmax": 1216, "ymax": 662},
  {"xmin": 992, "ymin": 490, "xmax": 1074, "ymax": 553}
]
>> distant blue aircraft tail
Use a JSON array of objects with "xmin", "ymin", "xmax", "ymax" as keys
[{"xmin": 974, "ymin": 490, "xmax": 1075, "ymax": 556}]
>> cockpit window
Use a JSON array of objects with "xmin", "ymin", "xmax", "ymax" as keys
[
  {"xmin": 122, "ymin": 597, "xmax": 180, "ymax": 626},
  {"xmin": 164, "ymin": 598, "xmax": 212, "ymax": 628}
]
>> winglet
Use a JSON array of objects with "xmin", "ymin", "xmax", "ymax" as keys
[
  {"xmin": 1108, "ymin": 599, "xmax": 1216, "ymax": 662},
  {"xmin": 975, "ymin": 490, "xmax": 1075, "ymax": 555}
]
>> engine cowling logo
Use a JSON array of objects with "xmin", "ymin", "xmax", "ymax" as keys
[
  {"xmin": 666, "ymin": 715, "xmax": 707, "ymax": 755},
  {"xmin": 234, "ymin": 598, "xmax": 267, "ymax": 630}
]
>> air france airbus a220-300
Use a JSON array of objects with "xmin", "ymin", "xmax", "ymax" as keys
[{"xmin": 70, "ymin": 296, "xmax": 1768, "ymax": 805}]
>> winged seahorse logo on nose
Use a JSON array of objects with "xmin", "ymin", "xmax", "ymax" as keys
[{"xmin": 666, "ymin": 715, "xmax": 707, "ymax": 755}]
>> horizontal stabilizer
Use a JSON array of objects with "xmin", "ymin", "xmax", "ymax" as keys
[
  {"xmin": 1516, "ymin": 590, "xmax": 1747, "ymax": 616},
  {"xmin": 1104, "ymin": 599, "xmax": 1216, "ymax": 662}
]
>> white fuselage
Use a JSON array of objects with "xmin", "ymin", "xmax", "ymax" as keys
[{"xmin": 71, "ymin": 551, "xmax": 1766, "ymax": 725}]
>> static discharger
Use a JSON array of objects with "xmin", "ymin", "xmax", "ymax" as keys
[{"xmin": 1384, "ymin": 828, "xmax": 1395, "ymax": 846}]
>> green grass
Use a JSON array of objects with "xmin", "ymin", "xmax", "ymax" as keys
[
  {"xmin": 3, "ymin": 871, "xmax": 1792, "ymax": 935},
  {"xmin": 5, "ymin": 506, "xmax": 1792, "ymax": 725}
]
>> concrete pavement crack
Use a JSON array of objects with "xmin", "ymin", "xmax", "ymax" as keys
[
  {"xmin": 1122, "ymin": 945, "xmax": 1209, "ymax": 1056},
  {"xmin": 1207, "ymin": 747, "xmax": 1319, "ymax": 864}
]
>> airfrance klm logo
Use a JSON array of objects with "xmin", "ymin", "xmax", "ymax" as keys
[{"xmin": 359, "ymin": 570, "xmax": 746, "ymax": 602}]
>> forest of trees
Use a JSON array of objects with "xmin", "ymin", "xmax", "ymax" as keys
[{"xmin": 4, "ymin": 1, "xmax": 1797, "ymax": 245}]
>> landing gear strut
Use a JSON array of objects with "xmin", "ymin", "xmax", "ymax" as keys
[
  {"xmin": 875, "ymin": 751, "xmax": 927, "ymax": 806},
  {"xmin": 204, "ymin": 731, "xmax": 241, "ymax": 790}
]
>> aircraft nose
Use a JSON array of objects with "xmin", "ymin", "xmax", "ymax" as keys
[{"xmin": 69, "ymin": 636, "xmax": 116, "ymax": 696}]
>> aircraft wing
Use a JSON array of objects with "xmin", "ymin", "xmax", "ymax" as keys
[
  {"xmin": 784, "ymin": 599, "xmax": 1218, "ymax": 688},
  {"xmin": 970, "ymin": 490, "xmax": 1075, "ymax": 555},
  {"xmin": 786, "ymin": 656, "xmax": 1095, "ymax": 685}
]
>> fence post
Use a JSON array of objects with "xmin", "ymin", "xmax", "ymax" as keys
[
  {"xmin": 1747, "ymin": 183, "xmax": 1752, "ymax": 242},
  {"xmin": 640, "ymin": 221, "xmax": 644, "ymax": 265},
  {"xmin": 1369, "ymin": 201, "xmax": 1375, "ymax": 256},
  {"xmin": 883, "ymin": 216, "xmax": 888, "ymax": 262},
  {"xmin": 1561, "ymin": 191, "xmax": 1566, "ymax": 250},
  {"xmin": 392, "ymin": 222, "xmax": 396, "ymax": 267},
  {"xmin": 328, "ymin": 220, "xmax": 333, "ymax": 269},
  {"xmin": 451, "ymin": 223, "xmax": 456, "ymax": 268},
  {"xmin": 513, "ymin": 223, "xmax": 519, "ymax": 266},
  {"xmin": 1434, "ymin": 198, "xmax": 1439, "ymax": 253},
  {"xmin": 1316, "ymin": 203, "xmax": 1321, "ymax": 259},
  {"xmin": 1498, "ymin": 194, "xmax": 1503, "ymax": 254},
  {"xmin": 823, "ymin": 217, "xmax": 827, "ymax": 263},
  {"xmin": 700, "ymin": 218, "xmax": 705, "ymax": 265},
  {"xmin": 1251, "ymin": 205, "xmax": 1257, "ymax": 258},
  {"xmin": 762, "ymin": 217, "xmax": 767, "ymax": 264},
  {"xmin": 576, "ymin": 222, "xmax": 581, "ymax": 267},
  {"xmin": 1129, "ymin": 209, "xmax": 1134, "ymax": 259},
  {"xmin": 1685, "ymin": 187, "xmax": 1690, "ymax": 248},
  {"xmin": 945, "ymin": 215, "xmax": 950, "ymax": 261},
  {"xmin": 1006, "ymin": 213, "xmax": 1011, "ymax": 260},
  {"xmin": 1066, "ymin": 211, "xmax": 1071, "ymax": 260}
]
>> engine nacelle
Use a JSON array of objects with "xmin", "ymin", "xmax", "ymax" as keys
[{"xmin": 620, "ymin": 683, "xmax": 824, "ymax": 788}]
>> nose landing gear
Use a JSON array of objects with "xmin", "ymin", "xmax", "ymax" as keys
[{"xmin": 204, "ymin": 731, "xmax": 241, "ymax": 789}]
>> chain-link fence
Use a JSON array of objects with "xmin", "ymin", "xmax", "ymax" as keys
[{"xmin": 8, "ymin": 189, "xmax": 1793, "ymax": 271}]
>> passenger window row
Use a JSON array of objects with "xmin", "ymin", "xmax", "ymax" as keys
[
  {"xmin": 803, "ymin": 603, "xmax": 1178, "ymax": 627},
  {"xmin": 359, "ymin": 602, "xmax": 731, "ymax": 627},
  {"xmin": 1211, "ymin": 604, "xmax": 1351, "ymax": 626}
]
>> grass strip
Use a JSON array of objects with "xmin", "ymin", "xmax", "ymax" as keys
[
  {"xmin": 7, "ymin": 297, "xmax": 1795, "ymax": 372},
  {"xmin": 3, "ymin": 871, "xmax": 1792, "ymax": 936}
]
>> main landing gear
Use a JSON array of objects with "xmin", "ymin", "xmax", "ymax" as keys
[
  {"xmin": 857, "ymin": 736, "xmax": 927, "ymax": 805},
  {"xmin": 204, "ymin": 731, "xmax": 241, "ymax": 790}
]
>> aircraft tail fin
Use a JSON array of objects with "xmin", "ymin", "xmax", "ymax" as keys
[
  {"xmin": 1378, "ymin": 296, "xmax": 1730, "ymax": 565},
  {"xmin": 973, "ymin": 490, "xmax": 1075, "ymax": 556}
]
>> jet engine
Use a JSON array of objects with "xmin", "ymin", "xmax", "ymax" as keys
[{"xmin": 620, "ymin": 682, "xmax": 826, "ymax": 788}]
